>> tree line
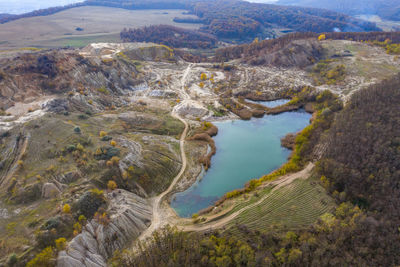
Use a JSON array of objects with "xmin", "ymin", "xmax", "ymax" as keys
[{"xmin": 120, "ymin": 25, "xmax": 217, "ymax": 49}]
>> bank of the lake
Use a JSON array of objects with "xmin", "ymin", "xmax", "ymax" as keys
[{"xmin": 171, "ymin": 108, "xmax": 312, "ymax": 217}]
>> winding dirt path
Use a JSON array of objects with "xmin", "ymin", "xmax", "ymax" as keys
[
  {"xmin": 138, "ymin": 64, "xmax": 192, "ymax": 241},
  {"xmin": 138, "ymin": 112, "xmax": 188, "ymax": 241}
]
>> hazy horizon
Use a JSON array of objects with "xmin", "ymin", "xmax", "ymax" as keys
[
  {"xmin": 0, "ymin": 0, "xmax": 83, "ymax": 14},
  {"xmin": 245, "ymin": 0, "xmax": 278, "ymax": 2},
  {"xmin": 0, "ymin": 0, "xmax": 284, "ymax": 15}
]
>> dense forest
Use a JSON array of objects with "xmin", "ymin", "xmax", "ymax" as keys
[
  {"xmin": 278, "ymin": 0, "xmax": 400, "ymax": 21},
  {"xmin": 192, "ymin": 0, "xmax": 380, "ymax": 39},
  {"xmin": 120, "ymin": 25, "xmax": 217, "ymax": 49},
  {"xmin": 112, "ymin": 73, "xmax": 400, "ymax": 266}
]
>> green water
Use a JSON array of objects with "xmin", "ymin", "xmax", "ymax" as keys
[{"xmin": 171, "ymin": 109, "xmax": 312, "ymax": 217}]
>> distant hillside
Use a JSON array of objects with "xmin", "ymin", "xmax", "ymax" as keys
[
  {"xmin": 0, "ymin": 14, "xmax": 10, "ymax": 19},
  {"xmin": 278, "ymin": 0, "xmax": 400, "ymax": 21},
  {"xmin": 0, "ymin": 0, "xmax": 381, "ymax": 41},
  {"xmin": 95, "ymin": 0, "xmax": 381, "ymax": 39},
  {"xmin": 191, "ymin": 0, "xmax": 380, "ymax": 39},
  {"xmin": 0, "ymin": 2, "xmax": 85, "ymax": 23}
]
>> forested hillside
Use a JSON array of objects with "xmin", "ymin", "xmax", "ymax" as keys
[
  {"xmin": 192, "ymin": 0, "xmax": 379, "ymax": 38},
  {"xmin": 120, "ymin": 25, "xmax": 217, "ymax": 49},
  {"xmin": 113, "ymin": 73, "xmax": 400, "ymax": 267}
]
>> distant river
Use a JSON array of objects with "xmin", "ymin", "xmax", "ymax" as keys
[
  {"xmin": 171, "ymin": 103, "xmax": 311, "ymax": 217},
  {"xmin": 0, "ymin": 0, "xmax": 83, "ymax": 14}
]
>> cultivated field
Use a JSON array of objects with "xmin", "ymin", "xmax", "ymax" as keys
[
  {"xmin": 226, "ymin": 176, "xmax": 336, "ymax": 234},
  {"xmin": 0, "ymin": 6, "xmax": 203, "ymax": 49}
]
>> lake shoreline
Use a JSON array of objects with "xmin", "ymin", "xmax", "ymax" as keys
[{"xmin": 171, "ymin": 101, "xmax": 312, "ymax": 217}]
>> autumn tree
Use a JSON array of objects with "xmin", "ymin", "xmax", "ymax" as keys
[
  {"xmin": 107, "ymin": 180, "xmax": 117, "ymax": 190},
  {"xmin": 62, "ymin": 204, "xmax": 71, "ymax": 214}
]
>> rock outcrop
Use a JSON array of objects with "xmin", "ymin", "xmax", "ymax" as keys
[
  {"xmin": 41, "ymin": 183, "xmax": 61, "ymax": 199},
  {"xmin": 57, "ymin": 189, "xmax": 152, "ymax": 267}
]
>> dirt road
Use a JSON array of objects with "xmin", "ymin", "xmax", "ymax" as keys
[{"xmin": 138, "ymin": 64, "xmax": 192, "ymax": 241}]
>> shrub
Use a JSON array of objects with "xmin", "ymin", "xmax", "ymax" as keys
[
  {"xmin": 110, "ymin": 156, "xmax": 120, "ymax": 165},
  {"xmin": 90, "ymin": 188, "xmax": 104, "ymax": 196},
  {"xmin": 7, "ymin": 253, "xmax": 18, "ymax": 266},
  {"xmin": 76, "ymin": 143, "xmax": 84, "ymax": 151},
  {"xmin": 101, "ymin": 135, "xmax": 112, "ymax": 141},
  {"xmin": 318, "ymin": 34, "xmax": 326, "ymax": 41},
  {"xmin": 99, "ymin": 131, "xmax": 107, "ymax": 137},
  {"xmin": 78, "ymin": 215, "xmax": 86, "ymax": 223},
  {"xmin": 62, "ymin": 204, "xmax": 71, "ymax": 214},
  {"xmin": 26, "ymin": 247, "xmax": 55, "ymax": 267},
  {"xmin": 73, "ymin": 127, "xmax": 81, "ymax": 134},
  {"xmin": 73, "ymin": 190, "xmax": 106, "ymax": 219},
  {"xmin": 107, "ymin": 180, "xmax": 117, "ymax": 190},
  {"xmin": 66, "ymin": 145, "xmax": 76, "ymax": 152},
  {"xmin": 97, "ymin": 86, "xmax": 109, "ymax": 95},
  {"xmin": 55, "ymin": 237, "xmax": 67, "ymax": 251},
  {"xmin": 94, "ymin": 146, "xmax": 120, "ymax": 160},
  {"xmin": 226, "ymin": 189, "xmax": 241, "ymax": 199},
  {"xmin": 73, "ymin": 222, "xmax": 82, "ymax": 233},
  {"xmin": 78, "ymin": 114, "xmax": 89, "ymax": 120},
  {"xmin": 110, "ymin": 140, "xmax": 117, "ymax": 147}
]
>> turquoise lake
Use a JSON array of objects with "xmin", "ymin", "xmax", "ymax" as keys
[{"xmin": 171, "ymin": 108, "xmax": 312, "ymax": 217}]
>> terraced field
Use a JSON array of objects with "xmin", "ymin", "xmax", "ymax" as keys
[{"xmin": 227, "ymin": 176, "xmax": 335, "ymax": 233}]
